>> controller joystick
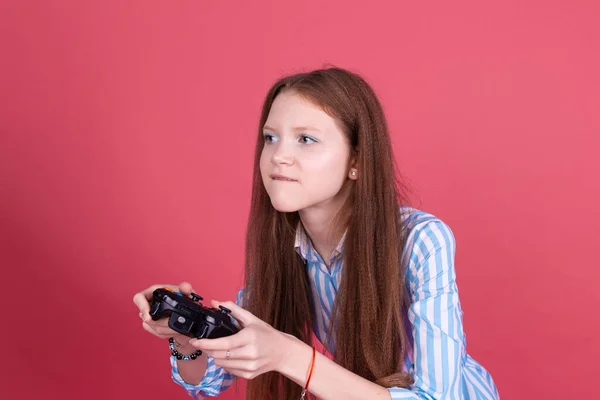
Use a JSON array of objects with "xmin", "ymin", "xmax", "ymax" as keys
[
  {"xmin": 219, "ymin": 305, "xmax": 232, "ymax": 314},
  {"xmin": 191, "ymin": 293, "xmax": 203, "ymax": 302}
]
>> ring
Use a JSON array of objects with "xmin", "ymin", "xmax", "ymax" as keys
[{"xmin": 226, "ymin": 350, "xmax": 231, "ymax": 360}]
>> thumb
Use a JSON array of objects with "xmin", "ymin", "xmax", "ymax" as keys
[{"xmin": 178, "ymin": 281, "xmax": 195, "ymax": 296}]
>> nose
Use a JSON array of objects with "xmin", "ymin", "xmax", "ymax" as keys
[{"xmin": 271, "ymin": 141, "xmax": 294, "ymax": 166}]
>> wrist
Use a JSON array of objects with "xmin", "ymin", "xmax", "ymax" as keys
[
  {"xmin": 171, "ymin": 335, "xmax": 189, "ymax": 348},
  {"xmin": 170, "ymin": 336, "xmax": 202, "ymax": 360},
  {"xmin": 276, "ymin": 333, "xmax": 313, "ymax": 380}
]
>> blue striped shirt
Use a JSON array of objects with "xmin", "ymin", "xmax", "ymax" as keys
[{"xmin": 171, "ymin": 206, "xmax": 499, "ymax": 399}]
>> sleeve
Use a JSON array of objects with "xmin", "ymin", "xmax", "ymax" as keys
[
  {"xmin": 170, "ymin": 288, "xmax": 245, "ymax": 399},
  {"xmin": 387, "ymin": 219, "xmax": 466, "ymax": 399}
]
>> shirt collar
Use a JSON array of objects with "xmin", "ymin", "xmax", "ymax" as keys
[{"xmin": 294, "ymin": 222, "xmax": 347, "ymax": 264}]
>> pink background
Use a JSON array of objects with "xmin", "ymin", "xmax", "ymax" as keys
[{"xmin": 1, "ymin": 1, "xmax": 598, "ymax": 399}]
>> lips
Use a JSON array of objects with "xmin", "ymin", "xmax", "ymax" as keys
[{"xmin": 270, "ymin": 174, "xmax": 298, "ymax": 182}]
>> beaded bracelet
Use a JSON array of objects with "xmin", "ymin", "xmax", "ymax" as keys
[{"xmin": 169, "ymin": 337, "xmax": 203, "ymax": 361}]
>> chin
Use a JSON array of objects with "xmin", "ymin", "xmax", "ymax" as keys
[
  {"xmin": 267, "ymin": 195, "xmax": 303, "ymax": 213},
  {"xmin": 270, "ymin": 201, "xmax": 302, "ymax": 213}
]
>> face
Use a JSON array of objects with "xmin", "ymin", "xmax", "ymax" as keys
[{"xmin": 259, "ymin": 91, "xmax": 356, "ymax": 214}]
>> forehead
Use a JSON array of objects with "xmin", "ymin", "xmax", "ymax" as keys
[{"xmin": 264, "ymin": 91, "xmax": 337, "ymax": 131}]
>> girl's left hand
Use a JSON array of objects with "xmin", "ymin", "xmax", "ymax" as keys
[{"xmin": 188, "ymin": 300, "xmax": 296, "ymax": 379}]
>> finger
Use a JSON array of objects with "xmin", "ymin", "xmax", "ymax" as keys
[
  {"xmin": 206, "ymin": 347, "xmax": 256, "ymax": 361},
  {"xmin": 178, "ymin": 282, "xmax": 195, "ymax": 296},
  {"xmin": 133, "ymin": 284, "xmax": 179, "ymax": 318},
  {"xmin": 146, "ymin": 318, "xmax": 170, "ymax": 329},
  {"xmin": 145, "ymin": 319, "xmax": 179, "ymax": 336},
  {"xmin": 218, "ymin": 367, "xmax": 254, "ymax": 380},
  {"xmin": 214, "ymin": 359, "xmax": 251, "ymax": 371},
  {"xmin": 150, "ymin": 325, "xmax": 179, "ymax": 337},
  {"xmin": 142, "ymin": 321, "xmax": 171, "ymax": 339},
  {"xmin": 209, "ymin": 300, "xmax": 242, "ymax": 329},
  {"xmin": 133, "ymin": 292, "xmax": 151, "ymax": 315},
  {"xmin": 189, "ymin": 331, "xmax": 248, "ymax": 351},
  {"xmin": 211, "ymin": 300, "xmax": 255, "ymax": 327},
  {"xmin": 213, "ymin": 359, "xmax": 260, "ymax": 375}
]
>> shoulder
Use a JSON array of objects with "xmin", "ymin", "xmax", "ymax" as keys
[
  {"xmin": 400, "ymin": 206, "xmax": 456, "ymax": 249},
  {"xmin": 399, "ymin": 205, "xmax": 456, "ymax": 268},
  {"xmin": 236, "ymin": 288, "xmax": 245, "ymax": 305}
]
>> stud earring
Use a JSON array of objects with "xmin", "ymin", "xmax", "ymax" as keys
[{"xmin": 351, "ymin": 171, "xmax": 357, "ymax": 177}]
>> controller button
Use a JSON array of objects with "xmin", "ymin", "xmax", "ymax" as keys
[
  {"xmin": 165, "ymin": 297, "xmax": 177, "ymax": 307},
  {"xmin": 177, "ymin": 316, "xmax": 186, "ymax": 324}
]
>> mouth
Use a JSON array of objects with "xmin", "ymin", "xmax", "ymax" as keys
[{"xmin": 270, "ymin": 174, "xmax": 298, "ymax": 182}]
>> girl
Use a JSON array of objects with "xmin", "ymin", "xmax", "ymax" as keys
[{"xmin": 134, "ymin": 67, "xmax": 499, "ymax": 399}]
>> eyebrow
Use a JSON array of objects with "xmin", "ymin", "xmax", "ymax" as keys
[{"xmin": 263, "ymin": 125, "xmax": 322, "ymax": 133}]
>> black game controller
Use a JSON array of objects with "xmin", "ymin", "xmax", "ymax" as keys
[{"xmin": 149, "ymin": 288, "xmax": 240, "ymax": 339}]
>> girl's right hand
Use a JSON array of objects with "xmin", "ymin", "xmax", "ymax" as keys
[{"xmin": 132, "ymin": 282, "xmax": 195, "ymax": 341}]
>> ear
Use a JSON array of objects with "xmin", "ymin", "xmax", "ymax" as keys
[{"xmin": 348, "ymin": 155, "xmax": 358, "ymax": 180}]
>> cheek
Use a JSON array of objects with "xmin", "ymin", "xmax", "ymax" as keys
[
  {"xmin": 304, "ymin": 151, "xmax": 348, "ymax": 178},
  {"xmin": 299, "ymin": 156, "xmax": 348, "ymax": 197},
  {"xmin": 259, "ymin": 149, "xmax": 269, "ymax": 174}
]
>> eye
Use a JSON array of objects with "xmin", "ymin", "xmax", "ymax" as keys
[
  {"xmin": 263, "ymin": 133, "xmax": 278, "ymax": 143},
  {"xmin": 299, "ymin": 134, "xmax": 318, "ymax": 145}
]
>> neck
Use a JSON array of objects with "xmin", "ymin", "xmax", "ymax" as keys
[{"xmin": 298, "ymin": 185, "xmax": 351, "ymax": 266}]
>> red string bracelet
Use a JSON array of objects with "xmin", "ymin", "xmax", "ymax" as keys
[{"xmin": 300, "ymin": 346, "xmax": 316, "ymax": 399}]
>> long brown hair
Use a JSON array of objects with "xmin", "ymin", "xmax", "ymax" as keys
[{"xmin": 243, "ymin": 66, "xmax": 413, "ymax": 399}]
